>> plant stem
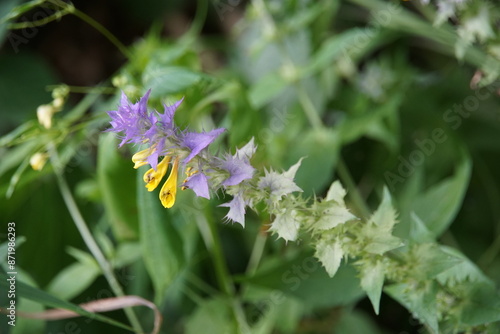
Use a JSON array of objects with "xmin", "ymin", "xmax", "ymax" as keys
[
  {"xmin": 198, "ymin": 215, "xmax": 250, "ymax": 333},
  {"xmin": 49, "ymin": 0, "xmax": 132, "ymax": 59},
  {"xmin": 245, "ymin": 231, "xmax": 267, "ymax": 276},
  {"xmin": 47, "ymin": 143, "xmax": 143, "ymax": 333},
  {"xmin": 337, "ymin": 158, "xmax": 371, "ymax": 219}
]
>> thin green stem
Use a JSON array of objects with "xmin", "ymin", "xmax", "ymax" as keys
[
  {"xmin": 296, "ymin": 85, "xmax": 323, "ymax": 129},
  {"xmin": 198, "ymin": 216, "xmax": 250, "ymax": 333},
  {"xmin": 337, "ymin": 158, "xmax": 371, "ymax": 219},
  {"xmin": 46, "ymin": 85, "xmax": 116, "ymax": 95},
  {"xmin": 46, "ymin": 0, "xmax": 132, "ymax": 59},
  {"xmin": 47, "ymin": 143, "xmax": 144, "ymax": 333},
  {"xmin": 254, "ymin": 0, "xmax": 323, "ymax": 130},
  {"xmin": 70, "ymin": 7, "xmax": 132, "ymax": 59},
  {"xmin": 7, "ymin": 7, "xmax": 72, "ymax": 29},
  {"xmin": 186, "ymin": 0, "xmax": 208, "ymax": 38},
  {"xmin": 245, "ymin": 231, "xmax": 267, "ymax": 276}
]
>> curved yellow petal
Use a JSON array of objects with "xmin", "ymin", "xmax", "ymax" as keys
[
  {"xmin": 143, "ymin": 156, "xmax": 171, "ymax": 192},
  {"xmin": 132, "ymin": 145, "xmax": 156, "ymax": 169},
  {"xmin": 159, "ymin": 157, "xmax": 180, "ymax": 208}
]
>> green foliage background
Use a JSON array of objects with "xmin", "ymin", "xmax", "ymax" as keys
[{"xmin": 1, "ymin": 0, "xmax": 500, "ymax": 333}]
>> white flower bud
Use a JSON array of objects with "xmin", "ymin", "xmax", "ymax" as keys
[
  {"xmin": 37, "ymin": 104, "xmax": 55, "ymax": 129},
  {"xmin": 30, "ymin": 152, "xmax": 49, "ymax": 171}
]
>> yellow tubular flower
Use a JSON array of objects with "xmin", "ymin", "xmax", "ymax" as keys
[
  {"xmin": 132, "ymin": 146, "xmax": 155, "ymax": 169},
  {"xmin": 159, "ymin": 157, "xmax": 180, "ymax": 208},
  {"xmin": 143, "ymin": 156, "xmax": 171, "ymax": 192}
]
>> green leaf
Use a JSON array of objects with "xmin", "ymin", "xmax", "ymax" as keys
[
  {"xmin": 337, "ymin": 93, "xmax": 402, "ymax": 151},
  {"xmin": 46, "ymin": 262, "xmax": 100, "ymax": 300},
  {"xmin": 436, "ymin": 246, "xmax": 491, "ymax": 286},
  {"xmin": 459, "ymin": 282, "xmax": 500, "ymax": 326},
  {"xmin": 369, "ymin": 187, "xmax": 397, "ymax": 229},
  {"xmin": 136, "ymin": 167, "xmax": 183, "ymax": 303},
  {"xmin": 0, "ymin": 121, "xmax": 35, "ymax": 147},
  {"xmin": 357, "ymin": 189, "xmax": 402, "ymax": 255},
  {"xmin": 315, "ymin": 237, "xmax": 344, "ymax": 277},
  {"xmin": 0, "ymin": 272, "xmax": 134, "ymax": 331},
  {"xmin": 335, "ymin": 309, "xmax": 383, "ymax": 334},
  {"xmin": 240, "ymin": 253, "xmax": 364, "ymax": 309},
  {"xmin": 385, "ymin": 281, "xmax": 439, "ymax": 333},
  {"xmin": 248, "ymin": 72, "xmax": 288, "ymax": 109},
  {"xmin": 97, "ymin": 133, "xmax": 139, "ymax": 240},
  {"xmin": 0, "ymin": 141, "xmax": 39, "ymax": 179},
  {"xmin": 306, "ymin": 28, "xmax": 395, "ymax": 75},
  {"xmin": 11, "ymin": 268, "xmax": 45, "ymax": 334},
  {"xmin": 359, "ymin": 260, "xmax": 385, "ymax": 315},
  {"xmin": 407, "ymin": 243, "xmax": 462, "ymax": 280},
  {"xmin": 1, "ymin": 0, "xmax": 43, "ymax": 23},
  {"xmin": 185, "ymin": 297, "xmax": 235, "ymax": 334},
  {"xmin": 411, "ymin": 150, "xmax": 471, "ymax": 238},
  {"xmin": 0, "ymin": 0, "xmax": 22, "ymax": 44},
  {"xmin": 142, "ymin": 66, "xmax": 204, "ymax": 98},
  {"xmin": 287, "ymin": 128, "xmax": 340, "ymax": 196},
  {"xmin": 409, "ymin": 213, "xmax": 435, "ymax": 243},
  {"xmin": 0, "ymin": 237, "xmax": 25, "ymax": 261}
]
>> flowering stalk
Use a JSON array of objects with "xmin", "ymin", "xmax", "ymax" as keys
[{"xmin": 107, "ymin": 90, "xmax": 493, "ymax": 332}]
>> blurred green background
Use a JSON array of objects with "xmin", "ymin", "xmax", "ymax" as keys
[{"xmin": 1, "ymin": 0, "xmax": 500, "ymax": 333}]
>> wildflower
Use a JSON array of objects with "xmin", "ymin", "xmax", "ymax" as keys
[
  {"xmin": 218, "ymin": 138, "xmax": 256, "ymax": 186},
  {"xmin": 159, "ymin": 157, "xmax": 180, "ymax": 208},
  {"xmin": 183, "ymin": 169, "xmax": 210, "ymax": 199},
  {"xmin": 107, "ymin": 90, "xmax": 225, "ymax": 208},
  {"xmin": 30, "ymin": 152, "xmax": 49, "ymax": 171}
]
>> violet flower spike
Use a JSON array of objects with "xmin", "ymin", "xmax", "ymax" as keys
[
  {"xmin": 219, "ymin": 138, "xmax": 256, "ymax": 186},
  {"xmin": 180, "ymin": 128, "xmax": 226, "ymax": 163}
]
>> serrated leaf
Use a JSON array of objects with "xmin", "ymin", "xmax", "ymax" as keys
[
  {"xmin": 325, "ymin": 180, "xmax": 347, "ymax": 204},
  {"xmin": 436, "ymin": 246, "xmax": 490, "ymax": 286},
  {"xmin": 364, "ymin": 235, "xmax": 402, "ymax": 255},
  {"xmin": 369, "ymin": 187, "xmax": 397, "ymax": 229},
  {"xmin": 459, "ymin": 282, "xmax": 500, "ymax": 326},
  {"xmin": 137, "ymin": 168, "xmax": 183, "ymax": 303},
  {"xmin": 269, "ymin": 208, "xmax": 300, "ymax": 242},
  {"xmin": 359, "ymin": 260, "xmax": 385, "ymax": 315},
  {"xmin": 385, "ymin": 281, "xmax": 439, "ymax": 333},
  {"xmin": 408, "ymin": 243, "xmax": 462, "ymax": 280},
  {"xmin": 314, "ymin": 202, "xmax": 356, "ymax": 231},
  {"xmin": 315, "ymin": 238, "xmax": 344, "ymax": 277}
]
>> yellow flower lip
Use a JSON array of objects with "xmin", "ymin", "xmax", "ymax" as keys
[
  {"xmin": 159, "ymin": 157, "xmax": 180, "ymax": 208},
  {"xmin": 132, "ymin": 145, "xmax": 156, "ymax": 169},
  {"xmin": 143, "ymin": 156, "xmax": 171, "ymax": 192}
]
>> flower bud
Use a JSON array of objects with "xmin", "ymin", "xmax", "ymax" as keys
[
  {"xmin": 30, "ymin": 152, "xmax": 49, "ymax": 171},
  {"xmin": 37, "ymin": 104, "xmax": 55, "ymax": 129}
]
